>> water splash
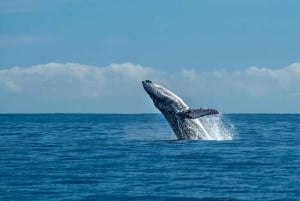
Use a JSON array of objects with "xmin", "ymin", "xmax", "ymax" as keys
[{"xmin": 201, "ymin": 114, "xmax": 236, "ymax": 140}]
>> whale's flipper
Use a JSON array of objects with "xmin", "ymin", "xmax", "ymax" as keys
[{"xmin": 178, "ymin": 108, "xmax": 219, "ymax": 119}]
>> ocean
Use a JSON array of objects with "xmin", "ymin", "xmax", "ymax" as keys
[{"xmin": 0, "ymin": 114, "xmax": 299, "ymax": 201}]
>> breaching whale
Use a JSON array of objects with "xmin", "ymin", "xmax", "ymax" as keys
[{"xmin": 142, "ymin": 80, "xmax": 219, "ymax": 140}]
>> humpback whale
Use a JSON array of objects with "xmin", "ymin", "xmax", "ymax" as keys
[{"xmin": 142, "ymin": 80, "xmax": 219, "ymax": 140}]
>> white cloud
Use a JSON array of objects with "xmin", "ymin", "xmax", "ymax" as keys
[
  {"xmin": 243, "ymin": 63, "xmax": 300, "ymax": 93},
  {"xmin": 0, "ymin": 62, "xmax": 300, "ymax": 113},
  {"xmin": 2, "ymin": 80, "xmax": 21, "ymax": 93},
  {"xmin": 0, "ymin": 62, "xmax": 158, "ymax": 101}
]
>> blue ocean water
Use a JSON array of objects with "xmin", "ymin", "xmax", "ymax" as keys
[{"xmin": 0, "ymin": 114, "xmax": 299, "ymax": 201}]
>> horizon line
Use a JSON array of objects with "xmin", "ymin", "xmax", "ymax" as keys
[{"xmin": 0, "ymin": 112, "xmax": 299, "ymax": 115}]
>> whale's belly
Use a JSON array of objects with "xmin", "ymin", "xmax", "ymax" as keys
[
  {"xmin": 178, "ymin": 119, "xmax": 212, "ymax": 140},
  {"xmin": 162, "ymin": 112, "xmax": 212, "ymax": 140}
]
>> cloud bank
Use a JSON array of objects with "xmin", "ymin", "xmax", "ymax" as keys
[{"xmin": 1, "ymin": 62, "xmax": 300, "ymax": 113}]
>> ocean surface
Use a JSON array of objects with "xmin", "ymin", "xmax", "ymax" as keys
[{"xmin": 0, "ymin": 114, "xmax": 299, "ymax": 201}]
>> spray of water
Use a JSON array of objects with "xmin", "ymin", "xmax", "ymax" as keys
[{"xmin": 200, "ymin": 114, "xmax": 236, "ymax": 140}]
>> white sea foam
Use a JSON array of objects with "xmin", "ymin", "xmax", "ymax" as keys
[{"xmin": 200, "ymin": 114, "xmax": 236, "ymax": 140}]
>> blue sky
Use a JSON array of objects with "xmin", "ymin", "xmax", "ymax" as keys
[{"xmin": 1, "ymin": 0, "xmax": 300, "ymax": 113}]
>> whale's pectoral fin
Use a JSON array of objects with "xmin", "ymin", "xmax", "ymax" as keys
[{"xmin": 178, "ymin": 108, "xmax": 219, "ymax": 119}]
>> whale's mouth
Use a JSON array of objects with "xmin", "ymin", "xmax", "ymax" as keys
[
  {"xmin": 142, "ymin": 80, "xmax": 157, "ymax": 100},
  {"xmin": 142, "ymin": 79, "xmax": 152, "ymax": 89}
]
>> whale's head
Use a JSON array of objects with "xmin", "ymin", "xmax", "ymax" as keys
[{"xmin": 142, "ymin": 80, "xmax": 188, "ymax": 113}]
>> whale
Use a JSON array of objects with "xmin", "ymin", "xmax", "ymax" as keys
[{"xmin": 142, "ymin": 80, "xmax": 219, "ymax": 140}]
